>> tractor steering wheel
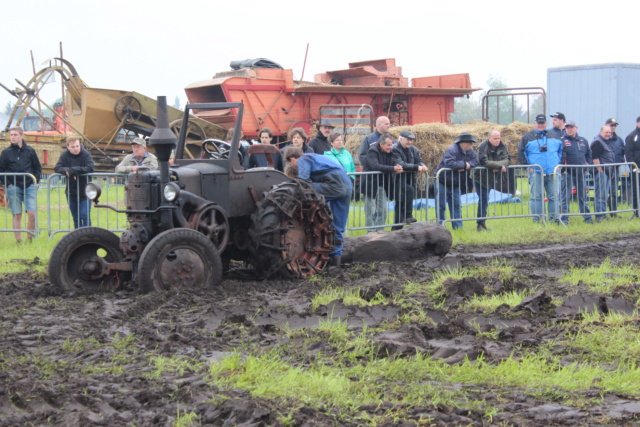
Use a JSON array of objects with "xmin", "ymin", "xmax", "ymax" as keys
[{"xmin": 202, "ymin": 139, "xmax": 232, "ymax": 160}]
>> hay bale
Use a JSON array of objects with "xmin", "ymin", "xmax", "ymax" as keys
[{"xmin": 345, "ymin": 120, "xmax": 534, "ymax": 173}]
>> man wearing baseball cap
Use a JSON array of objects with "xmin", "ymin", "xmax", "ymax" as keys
[
  {"xmin": 550, "ymin": 112, "xmax": 566, "ymax": 137},
  {"xmin": 558, "ymin": 120, "xmax": 593, "ymax": 224},
  {"xmin": 604, "ymin": 118, "xmax": 626, "ymax": 217},
  {"xmin": 115, "ymin": 137, "xmax": 159, "ymax": 173},
  {"xmin": 624, "ymin": 116, "xmax": 640, "ymax": 217},
  {"xmin": 517, "ymin": 114, "xmax": 563, "ymax": 223}
]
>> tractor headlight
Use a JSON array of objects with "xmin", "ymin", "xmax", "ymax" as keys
[
  {"xmin": 85, "ymin": 182, "xmax": 101, "ymax": 201},
  {"xmin": 163, "ymin": 182, "xmax": 180, "ymax": 202}
]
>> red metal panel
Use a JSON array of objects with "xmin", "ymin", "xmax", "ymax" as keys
[
  {"xmin": 225, "ymin": 85, "xmax": 287, "ymax": 91},
  {"xmin": 409, "ymin": 96, "xmax": 450, "ymax": 123},
  {"xmin": 412, "ymin": 73, "xmax": 472, "ymax": 89}
]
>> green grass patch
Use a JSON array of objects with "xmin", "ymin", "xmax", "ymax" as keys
[
  {"xmin": 567, "ymin": 324, "xmax": 640, "ymax": 365},
  {"xmin": 463, "ymin": 289, "xmax": 533, "ymax": 313},
  {"xmin": 561, "ymin": 258, "xmax": 640, "ymax": 297},
  {"xmin": 403, "ymin": 259, "xmax": 518, "ymax": 308},
  {"xmin": 206, "ymin": 348, "xmax": 640, "ymax": 421},
  {"xmin": 174, "ymin": 409, "xmax": 200, "ymax": 427}
]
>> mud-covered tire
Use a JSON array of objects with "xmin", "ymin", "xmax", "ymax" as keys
[
  {"xmin": 49, "ymin": 227, "xmax": 128, "ymax": 293},
  {"xmin": 137, "ymin": 228, "xmax": 222, "ymax": 293},
  {"xmin": 249, "ymin": 180, "xmax": 335, "ymax": 278}
]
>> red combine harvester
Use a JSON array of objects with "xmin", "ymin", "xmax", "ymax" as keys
[{"xmin": 184, "ymin": 58, "xmax": 479, "ymax": 141}]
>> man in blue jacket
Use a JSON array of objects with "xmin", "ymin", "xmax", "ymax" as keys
[
  {"xmin": 0, "ymin": 126, "xmax": 42, "ymax": 243},
  {"xmin": 517, "ymin": 114, "xmax": 563, "ymax": 223},
  {"xmin": 558, "ymin": 121, "xmax": 592, "ymax": 224},
  {"xmin": 435, "ymin": 132, "xmax": 478, "ymax": 229},
  {"xmin": 284, "ymin": 146, "xmax": 352, "ymax": 267}
]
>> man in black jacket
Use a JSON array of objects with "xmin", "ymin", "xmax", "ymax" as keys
[
  {"xmin": 308, "ymin": 119, "xmax": 335, "ymax": 154},
  {"xmin": 550, "ymin": 112, "xmax": 566, "ymax": 137},
  {"xmin": 0, "ymin": 126, "xmax": 42, "ymax": 243},
  {"xmin": 54, "ymin": 136, "xmax": 95, "ymax": 228},
  {"xmin": 391, "ymin": 130, "xmax": 427, "ymax": 229},
  {"xmin": 358, "ymin": 116, "xmax": 391, "ymax": 229},
  {"xmin": 362, "ymin": 133, "xmax": 402, "ymax": 231},
  {"xmin": 559, "ymin": 121, "xmax": 593, "ymax": 224},
  {"xmin": 471, "ymin": 129, "xmax": 511, "ymax": 231},
  {"xmin": 605, "ymin": 118, "xmax": 626, "ymax": 216},
  {"xmin": 358, "ymin": 116, "xmax": 391, "ymax": 166},
  {"xmin": 591, "ymin": 125, "xmax": 615, "ymax": 221},
  {"xmin": 625, "ymin": 116, "xmax": 640, "ymax": 217}
]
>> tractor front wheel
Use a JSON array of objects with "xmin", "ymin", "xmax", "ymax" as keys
[
  {"xmin": 137, "ymin": 228, "xmax": 222, "ymax": 293},
  {"xmin": 49, "ymin": 227, "xmax": 129, "ymax": 292}
]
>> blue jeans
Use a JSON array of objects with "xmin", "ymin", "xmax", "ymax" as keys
[
  {"xmin": 594, "ymin": 172, "xmax": 611, "ymax": 220},
  {"xmin": 394, "ymin": 174, "xmax": 414, "ymax": 225},
  {"xmin": 311, "ymin": 170, "xmax": 352, "ymax": 257},
  {"xmin": 364, "ymin": 188, "xmax": 388, "ymax": 232},
  {"xmin": 559, "ymin": 171, "xmax": 592, "ymax": 223},
  {"xmin": 475, "ymin": 183, "xmax": 489, "ymax": 225},
  {"xmin": 528, "ymin": 171, "xmax": 558, "ymax": 222},
  {"xmin": 6, "ymin": 184, "xmax": 36, "ymax": 214},
  {"xmin": 436, "ymin": 182, "xmax": 462, "ymax": 229},
  {"xmin": 68, "ymin": 195, "xmax": 92, "ymax": 228},
  {"xmin": 608, "ymin": 167, "xmax": 619, "ymax": 213}
]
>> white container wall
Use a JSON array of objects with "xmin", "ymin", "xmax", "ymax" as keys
[{"xmin": 547, "ymin": 63, "xmax": 640, "ymax": 141}]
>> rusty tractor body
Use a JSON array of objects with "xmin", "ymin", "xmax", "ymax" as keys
[{"xmin": 48, "ymin": 97, "xmax": 335, "ymax": 293}]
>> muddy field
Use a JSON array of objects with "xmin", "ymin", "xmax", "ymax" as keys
[{"xmin": 2, "ymin": 234, "xmax": 640, "ymax": 426}]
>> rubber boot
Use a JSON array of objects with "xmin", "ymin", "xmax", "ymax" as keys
[{"xmin": 330, "ymin": 256, "xmax": 341, "ymax": 268}]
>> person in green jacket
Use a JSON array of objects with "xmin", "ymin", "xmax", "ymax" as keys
[{"xmin": 324, "ymin": 132, "xmax": 355, "ymax": 178}]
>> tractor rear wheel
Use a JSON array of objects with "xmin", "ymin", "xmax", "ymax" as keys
[
  {"xmin": 249, "ymin": 180, "xmax": 335, "ymax": 278},
  {"xmin": 137, "ymin": 228, "xmax": 222, "ymax": 293},
  {"xmin": 49, "ymin": 227, "xmax": 129, "ymax": 292}
]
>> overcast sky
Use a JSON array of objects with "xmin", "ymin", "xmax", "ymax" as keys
[{"xmin": 2, "ymin": 0, "xmax": 637, "ymax": 114}]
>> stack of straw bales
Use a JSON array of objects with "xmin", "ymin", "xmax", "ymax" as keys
[{"xmin": 345, "ymin": 120, "xmax": 533, "ymax": 173}]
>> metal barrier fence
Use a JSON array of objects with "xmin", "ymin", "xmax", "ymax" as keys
[
  {"xmin": 554, "ymin": 162, "xmax": 639, "ymax": 225},
  {"xmin": 346, "ymin": 163, "xmax": 640, "ymax": 232},
  {"xmin": 44, "ymin": 173, "xmax": 128, "ymax": 237},
  {"xmin": 434, "ymin": 165, "xmax": 542, "ymax": 227},
  {"xmin": 346, "ymin": 171, "xmax": 429, "ymax": 232},
  {"xmin": 2, "ymin": 166, "xmax": 639, "ymax": 239},
  {"xmin": 0, "ymin": 173, "xmax": 40, "ymax": 239}
]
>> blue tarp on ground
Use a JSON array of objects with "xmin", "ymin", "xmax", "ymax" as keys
[
  {"xmin": 350, "ymin": 190, "xmax": 522, "ymax": 210},
  {"xmin": 408, "ymin": 190, "xmax": 522, "ymax": 210}
]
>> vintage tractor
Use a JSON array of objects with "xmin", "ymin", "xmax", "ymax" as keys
[{"xmin": 48, "ymin": 97, "xmax": 335, "ymax": 293}]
